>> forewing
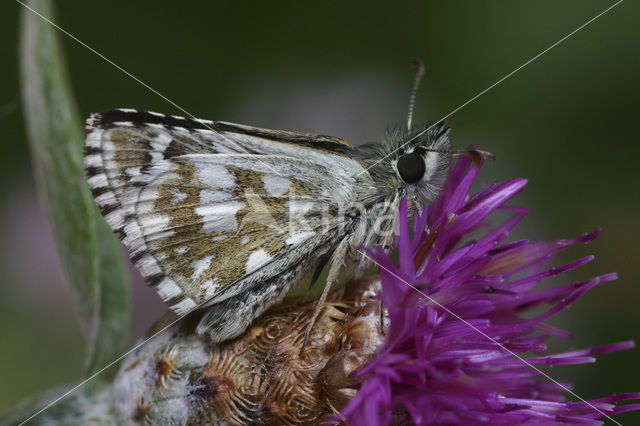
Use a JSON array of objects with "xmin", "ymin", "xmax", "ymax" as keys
[
  {"xmin": 85, "ymin": 112, "xmax": 360, "ymax": 315},
  {"xmin": 85, "ymin": 110, "xmax": 365, "ymax": 223}
]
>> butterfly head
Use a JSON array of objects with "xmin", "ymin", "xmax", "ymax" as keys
[
  {"xmin": 385, "ymin": 58, "xmax": 492, "ymax": 201},
  {"xmin": 389, "ymin": 123, "xmax": 451, "ymax": 201}
]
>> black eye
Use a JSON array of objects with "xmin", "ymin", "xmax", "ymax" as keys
[{"xmin": 397, "ymin": 151, "xmax": 426, "ymax": 184}]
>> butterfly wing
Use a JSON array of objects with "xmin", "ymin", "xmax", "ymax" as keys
[{"xmin": 84, "ymin": 110, "xmax": 370, "ymax": 318}]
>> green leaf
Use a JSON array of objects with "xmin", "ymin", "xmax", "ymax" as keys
[
  {"xmin": 19, "ymin": 0, "xmax": 129, "ymax": 377},
  {"xmin": 86, "ymin": 221, "xmax": 129, "ymax": 376}
]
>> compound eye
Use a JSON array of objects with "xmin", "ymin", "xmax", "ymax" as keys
[{"xmin": 397, "ymin": 151, "xmax": 426, "ymax": 184}]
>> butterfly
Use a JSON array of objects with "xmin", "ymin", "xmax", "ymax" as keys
[{"xmin": 83, "ymin": 60, "xmax": 486, "ymax": 351}]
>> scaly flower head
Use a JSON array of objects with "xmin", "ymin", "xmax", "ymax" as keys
[{"xmin": 52, "ymin": 156, "xmax": 639, "ymax": 426}]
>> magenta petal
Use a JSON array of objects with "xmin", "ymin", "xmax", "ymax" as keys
[
  {"xmin": 397, "ymin": 198, "xmax": 413, "ymax": 275},
  {"xmin": 444, "ymin": 178, "xmax": 528, "ymax": 242},
  {"xmin": 341, "ymin": 157, "xmax": 638, "ymax": 425}
]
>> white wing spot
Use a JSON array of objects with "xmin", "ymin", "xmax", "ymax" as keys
[
  {"xmin": 139, "ymin": 214, "xmax": 172, "ymax": 236},
  {"xmin": 125, "ymin": 166, "xmax": 141, "ymax": 177},
  {"xmin": 123, "ymin": 220, "xmax": 145, "ymax": 247},
  {"xmin": 136, "ymin": 189, "xmax": 159, "ymax": 215},
  {"xmin": 196, "ymin": 201, "xmax": 245, "ymax": 233},
  {"xmin": 105, "ymin": 210, "xmax": 125, "ymax": 230},
  {"xmin": 262, "ymin": 174, "xmax": 291, "ymax": 196},
  {"xmin": 95, "ymin": 192, "xmax": 117, "ymax": 207},
  {"xmin": 157, "ymin": 278, "xmax": 183, "ymax": 301},
  {"xmin": 172, "ymin": 298, "xmax": 197, "ymax": 315},
  {"xmin": 200, "ymin": 189, "xmax": 232, "ymax": 204},
  {"xmin": 175, "ymin": 246, "xmax": 190, "ymax": 255},
  {"xmin": 196, "ymin": 165, "xmax": 235, "ymax": 189},
  {"xmin": 84, "ymin": 154, "xmax": 102, "ymax": 168},
  {"xmin": 151, "ymin": 133, "xmax": 172, "ymax": 152},
  {"xmin": 147, "ymin": 123, "xmax": 164, "ymax": 130},
  {"xmin": 200, "ymin": 279, "xmax": 219, "ymax": 300},
  {"xmin": 88, "ymin": 174, "xmax": 108, "ymax": 188},
  {"xmin": 191, "ymin": 255, "xmax": 213, "ymax": 282},
  {"xmin": 169, "ymin": 188, "xmax": 188, "ymax": 204},
  {"xmin": 245, "ymin": 249, "xmax": 272, "ymax": 274},
  {"xmin": 85, "ymin": 129, "xmax": 101, "ymax": 148},
  {"xmin": 136, "ymin": 255, "xmax": 162, "ymax": 277}
]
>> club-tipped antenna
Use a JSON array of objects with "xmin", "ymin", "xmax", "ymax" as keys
[{"xmin": 407, "ymin": 58, "xmax": 425, "ymax": 131}]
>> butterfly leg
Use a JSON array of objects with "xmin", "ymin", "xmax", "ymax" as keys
[
  {"xmin": 299, "ymin": 238, "xmax": 350, "ymax": 356},
  {"xmin": 379, "ymin": 298, "xmax": 385, "ymax": 335},
  {"xmin": 409, "ymin": 195, "xmax": 422, "ymax": 215}
]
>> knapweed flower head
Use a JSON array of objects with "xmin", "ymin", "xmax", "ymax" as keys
[
  {"xmin": 340, "ymin": 155, "xmax": 640, "ymax": 425},
  {"xmin": 23, "ymin": 157, "xmax": 639, "ymax": 426}
]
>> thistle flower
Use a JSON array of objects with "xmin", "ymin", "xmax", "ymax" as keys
[
  {"xmin": 339, "ymin": 156, "xmax": 640, "ymax": 425},
  {"xmin": 105, "ymin": 156, "xmax": 639, "ymax": 425},
  {"xmin": 14, "ymin": 157, "xmax": 639, "ymax": 426}
]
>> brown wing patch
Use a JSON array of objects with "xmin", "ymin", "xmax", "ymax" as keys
[{"xmin": 129, "ymin": 160, "xmax": 326, "ymax": 311}]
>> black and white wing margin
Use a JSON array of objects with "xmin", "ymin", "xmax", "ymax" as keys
[{"xmin": 84, "ymin": 109, "xmax": 373, "ymax": 325}]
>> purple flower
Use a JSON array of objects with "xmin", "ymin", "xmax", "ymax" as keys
[{"xmin": 340, "ymin": 156, "xmax": 640, "ymax": 425}]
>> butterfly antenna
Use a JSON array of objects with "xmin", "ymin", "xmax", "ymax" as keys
[{"xmin": 406, "ymin": 58, "xmax": 425, "ymax": 131}]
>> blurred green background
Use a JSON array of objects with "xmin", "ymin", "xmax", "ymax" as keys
[{"xmin": 1, "ymin": 0, "xmax": 638, "ymax": 422}]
